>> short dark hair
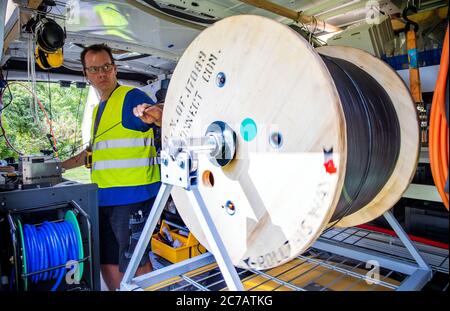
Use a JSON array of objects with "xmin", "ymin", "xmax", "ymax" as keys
[{"xmin": 80, "ymin": 43, "xmax": 115, "ymax": 69}]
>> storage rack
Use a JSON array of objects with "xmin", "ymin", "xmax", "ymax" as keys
[
  {"xmin": 143, "ymin": 221, "xmax": 447, "ymax": 291},
  {"xmin": 0, "ymin": 183, "xmax": 100, "ymax": 291}
]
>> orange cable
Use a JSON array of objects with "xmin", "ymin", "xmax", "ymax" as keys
[{"xmin": 429, "ymin": 24, "xmax": 449, "ymax": 209}]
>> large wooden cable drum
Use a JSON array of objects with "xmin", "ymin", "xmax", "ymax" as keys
[{"xmin": 161, "ymin": 15, "xmax": 420, "ymax": 270}]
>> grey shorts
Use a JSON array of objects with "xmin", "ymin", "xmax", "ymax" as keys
[{"xmin": 99, "ymin": 197, "xmax": 155, "ymax": 272}]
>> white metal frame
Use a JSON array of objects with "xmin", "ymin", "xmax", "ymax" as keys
[
  {"xmin": 120, "ymin": 147, "xmax": 244, "ymax": 291},
  {"xmin": 120, "ymin": 141, "xmax": 433, "ymax": 292},
  {"xmin": 121, "ymin": 210, "xmax": 434, "ymax": 291}
]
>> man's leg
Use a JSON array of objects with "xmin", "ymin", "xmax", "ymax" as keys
[
  {"xmin": 99, "ymin": 206, "xmax": 122, "ymax": 291},
  {"xmin": 134, "ymin": 198, "xmax": 155, "ymax": 275},
  {"xmin": 100, "ymin": 200, "xmax": 155, "ymax": 290},
  {"xmin": 117, "ymin": 199, "xmax": 156, "ymax": 281},
  {"xmin": 101, "ymin": 264, "xmax": 122, "ymax": 291},
  {"xmin": 137, "ymin": 262, "xmax": 153, "ymax": 275}
]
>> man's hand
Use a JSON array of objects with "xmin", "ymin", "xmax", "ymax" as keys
[{"xmin": 133, "ymin": 104, "xmax": 163, "ymax": 126}]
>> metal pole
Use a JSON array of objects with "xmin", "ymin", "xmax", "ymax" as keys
[
  {"xmin": 237, "ymin": 0, "xmax": 341, "ymax": 33},
  {"xmin": 186, "ymin": 187, "xmax": 244, "ymax": 291},
  {"xmin": 383, "ymin": 210, "xmax": 430, "ymax": 270},
  {"xmin": 186, "ymin": 136, "xmax": 218, "ymax": 155}
]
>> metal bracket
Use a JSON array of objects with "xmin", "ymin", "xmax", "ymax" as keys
[
  {"xmin": 312, "ymin": 210, "xmax": 433, "ymax": 291},
  {"xmin": 120, "ymin": 145, "xmax": 244, "ymax": 291}
]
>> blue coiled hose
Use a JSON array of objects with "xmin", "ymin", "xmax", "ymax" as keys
[{"xmin": 22, "ymin": 220, "xmax": 80, "ymax": 291}]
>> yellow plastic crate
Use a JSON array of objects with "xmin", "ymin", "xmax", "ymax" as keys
[{"xmin": 151, "ymin": 220, "xmax": 206, "ymax": 263}]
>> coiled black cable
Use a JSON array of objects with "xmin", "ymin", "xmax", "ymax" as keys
[{"xmin": 319, "ymin": 55, "xmax": 401, "ymax": 224}]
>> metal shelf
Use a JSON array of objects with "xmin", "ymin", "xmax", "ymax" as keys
[
  {"xmin": 146, "ymin": 248, "xmax": 403, "ymax": 291},
  {"xmin": 403, "ymin": 184, "xmax": 443, "ymax": 202},
  {"xmin": 321, "ymin": 227, "xmax": 448, "ymax": 274},
  {"xmin": 402, "ymin": 146, "xmax": 444, "ymax": 203},
  {"xmin": 142, "ymin": 224, "xmax": 446, "ymax": 291}
]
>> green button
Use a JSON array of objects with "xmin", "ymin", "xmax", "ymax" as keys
[{"xmin": 240, "ymin": 118, "xmax": 257, "ymax": 142}]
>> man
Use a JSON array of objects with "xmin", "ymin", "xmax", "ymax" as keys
[{"xmin": 62, "ymin": 44, "xmax": 163, "ymax": 290}]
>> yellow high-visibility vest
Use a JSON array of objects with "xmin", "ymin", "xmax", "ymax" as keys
[{"xmin": 90, "ymin": 86, "xmax": 160, "ymax": 188}]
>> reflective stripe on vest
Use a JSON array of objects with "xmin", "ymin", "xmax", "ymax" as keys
[
  {"xmin": 94, "ymin": 137, "xmax": 154, "ymax": 151},
  {"xmin": 93, "ymin": 157, "xmax": 160, "ymax": 170}
]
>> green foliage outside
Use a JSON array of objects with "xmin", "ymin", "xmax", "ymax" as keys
[
  {"xmin": 62, "ymin": 166, "xmax": 91, "ymax": 183},
  {"xmin": 1, "ymin": 81, "xmax": 90, "ymax": 183}
]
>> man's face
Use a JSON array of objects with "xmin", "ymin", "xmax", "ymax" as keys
[{"xmin": 83, "ymin": 50, "xmax": 117, "ymax": 93}]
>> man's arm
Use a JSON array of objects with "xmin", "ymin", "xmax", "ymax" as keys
[
  {"xmin": 62, "ymin": 150, "xmax": 87, "ymax": 170},
  {"xmin": 122, "ymin": 89, "xmax": 163, "ymax": 130}
]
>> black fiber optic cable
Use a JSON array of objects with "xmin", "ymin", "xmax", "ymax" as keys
[{"xmin": 320, "ymin": 55, "xmax": 401, "ymax": 225}]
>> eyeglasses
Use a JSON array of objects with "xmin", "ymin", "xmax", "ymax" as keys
[{"xmin": 85, "ymin": 63, "xmax": 115, "ymax": 74}]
